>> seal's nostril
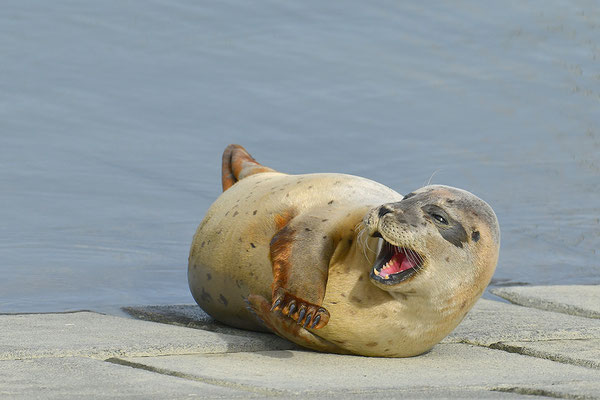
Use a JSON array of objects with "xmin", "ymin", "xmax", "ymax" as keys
[{"xmin": 378, "ymin": 207, "xmax": 392, "ymax": 218}]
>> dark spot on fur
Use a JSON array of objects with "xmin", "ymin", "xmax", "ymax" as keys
[
  {"xmin": 206, "ymin": 273, "xmax": 212, "ymax": 280},
  {"xmin": 305, "ymin": 228, "xmax": 312, "ymax": 232},
  {"xmin": 335, "ymin": 180, "xmax": 341, "ymax": 185},
  {"xmin": 472, "ymin": 230, "xmax": 480, "ymax": 242},
  {"xmin": 441, "ymin": 222, "xmax": 468, "ymax": 248},
  {"xmin": 216, "ymin": 229, "xmax": 222, "ymax": 235},
  {"xmin": 411, "ymin": 224, "xmax": 417, "ymax": 228},
  {"xmin": 238, "ymin": 237, "xmax": 243, "ymax": 242},
  {"xmin": 331, "ymin": 301, "xmax": 338, "ymax": 305},
  {"xmin": 350, "ymin": 295, "xmax": 362, "ymax": 303},
  {"xmin": 250, "ymin": 242, "xmax": 256, "ymax": 248},
  {"xmin": 285, "ymin": 193, "xmax": 290, "ymax": 198},
  {"xmin": 366, "ymin": 342, "xmax": 378, "ymax": 347},
  {"xmin": 402, "ymin": 192, "xmax": 416, "ymax": 200},
  {"xmin": 200, "ymin": 287, "xmax": 212, "ymax": 303},
  {"xmin": 322, "ymin": 219, "xmax": 328, "ymax": 222},
  {"xmin": 235, "ymin": 280, "xmax": 242, "ymax": 289},
  {"xmin": 333, "ymin": 340, "xmax": 346, "ymax": 344},
  {"xmin": 219, "ymin": 294, "xmax": 229, "ymax": 306},
  {"xmin": 225, "ymin": 211, "xmax": 230, "ymax": 216},
  {"xmin": 397, "ymin": 218, "xmax": 407, "ymax": 224},
  {"xmin": 233, "ymin": 211, "xmax": 239, "ymax": 217},
  {"xmin": 447, "ymin": 199, "xmax": 454, "ymax": 203},
  {"xmin": 328, "ymin": 200, "xmax": 334, "ymax": 205},
  {"xmin": 201, "ymin": 241, "xmax": 205, "ymax": 248},
  {"xmin": 384, "ymin": 348, "xmax": 390, "ymax": 352},
  {"xmin": 253, "ymin": 210, "xmax": 258, "ymax": 215},
  {"xmin": 322, "ymin": 235, "xmax": 327, "ymax": 240},
  {"xmin": 347, "ymin": 239, "xmax": 353, "ymax": 246},
  {"xmin": 308, "ymin": 185, "xmax": 313, "ymax": 189},
  {"xmin": 445, "ymin": 257, "xmax": 450, "ymax": 262},
  {"xmin": 358, "ymin": 275, "xmax": 364, "ymax": 281},
  {"xmin": 341, "ymin": 293, "xmax": 346, "ymax": 298}
]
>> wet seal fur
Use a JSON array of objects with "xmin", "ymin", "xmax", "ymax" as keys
[{"xmin": 188, "ymin": 144, "xmax": 500, "ymax": 357}]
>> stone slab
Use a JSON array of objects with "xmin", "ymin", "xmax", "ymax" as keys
[
  {"xmin": 0, "ymin": 311, "xmax": 294, "ymax": 361},
  {"xmin": 121, "ymin": 344, "xmax": 600, "ymax": 395},
  {"xmin": 491, "ymin": 285, "xmax": 600, "ymax": 319},
  {"xmin": 305, "ymin": 388, "xmax": 533, "ymax": 399},
  {"xmin": 0, "ymin": 357, "xmax": 260, "ymax": 399},
  {"xmin": 491, "ymin": 339, "xmax": 600, "ymax": 369},
  {"xmin": 444, "ymin": 299, "xmax": 600, "ymax": 345},
  {"xmin": 493, "ymin": 381, "xmax": 600, "ymax": 400},
  {"xmin": 122, "ymin": 304, "xmax": 271, "ymax": 338},
  {"xmin": 0, "ymin": 358, "xmax": 536, "ymax": 400}
]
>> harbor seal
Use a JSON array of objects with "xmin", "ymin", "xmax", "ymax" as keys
[{"xmin": 188, "ymin": 144, "xmax": 500, "ymax": 357}]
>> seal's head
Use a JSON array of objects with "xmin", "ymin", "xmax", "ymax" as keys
[{"xmin": 364, "ymin": 185, "xmax": 500, "ymax": 301}]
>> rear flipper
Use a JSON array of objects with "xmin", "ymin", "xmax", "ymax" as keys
[
  {"xmin": 247, "ymin": 294, "xmax": 350, "ymax": 354},
  {"xmin": 221, "ymin": 144, "xmax": 276, "ymax": 191}
]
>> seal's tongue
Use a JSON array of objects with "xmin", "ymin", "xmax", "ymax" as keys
[{"xmin": 380, "ymin": 247, "xmax": 417, "ymax": 276}]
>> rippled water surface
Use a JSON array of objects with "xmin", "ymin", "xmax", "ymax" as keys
[{"xmin": 1, "ymin": 1, "xmax": 599, "ymax": 313}]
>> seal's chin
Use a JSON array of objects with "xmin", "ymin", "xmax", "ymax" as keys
[{"xmin": 369, "ymin": 238, "xmax": 424, "ymax": 285}]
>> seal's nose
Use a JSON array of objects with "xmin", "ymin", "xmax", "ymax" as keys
[{"xmin": 378, "ymin": 206, "xmax": 393, "ymax": 218}]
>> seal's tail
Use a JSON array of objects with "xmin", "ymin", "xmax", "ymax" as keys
[{"xmin": 221, "ymin": 144, "xmax": 277, "ymax": 191}]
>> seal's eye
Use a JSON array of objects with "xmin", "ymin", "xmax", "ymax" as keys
[{"xmin": 431, "ymin": 213, "xmax": 448, "ymax": 225}]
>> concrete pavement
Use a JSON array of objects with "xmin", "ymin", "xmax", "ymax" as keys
[{"xmin": 1, "ymin": 286, "xmax": 599, "ymax": 399}]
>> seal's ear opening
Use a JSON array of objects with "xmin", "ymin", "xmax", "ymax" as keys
[{"xmin": 370, "ymin": 241, "xmax": 424, "ymax": 285}]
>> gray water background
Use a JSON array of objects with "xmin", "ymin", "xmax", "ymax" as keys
[{"xmin": 1, "ymin": 1, "xmax": 599, "ymax": 314}]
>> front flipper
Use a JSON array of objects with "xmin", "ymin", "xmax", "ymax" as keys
[
  {"xmin": 247, "ymin": 294, "xmax": 349, "ymax": 354},
  {"xmin": 269, "ymin": 215, "xmax": 334, "ymax": 329}
]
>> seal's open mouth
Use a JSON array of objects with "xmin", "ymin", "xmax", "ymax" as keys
[{"xmin": 370, "ymin": 239, "xmax": 424, "ymax": 285}]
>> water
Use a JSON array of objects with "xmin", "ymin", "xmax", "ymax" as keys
[{"xmin": 1, "ymin": 1, "xmax": 599, "ymax": 314}]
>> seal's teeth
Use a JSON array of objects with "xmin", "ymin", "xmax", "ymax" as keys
[
  {"xmin": 383, "ymin": 274, "xmax": 389, "ymax": 279},
  {"xmin": 374, "ymin": 269, "xmax": 380, "ymax": 276}
]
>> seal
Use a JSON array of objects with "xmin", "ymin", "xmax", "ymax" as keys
[{"xmin": 188, "ymin": 144, "xmax": 500, "ymax": 357}]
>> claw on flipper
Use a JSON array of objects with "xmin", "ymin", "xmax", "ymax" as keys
[
  {"xmin": 270, "ymin": 298, "xmax": 282, "ymax": 311},
  {"xmin": 288, "ymin": 303, "xmax": 297, "ymax": 316}
]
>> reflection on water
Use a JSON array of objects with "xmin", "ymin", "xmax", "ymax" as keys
[{"xmin": 1, "ymin": 1, "xmax": 598, "ymax": 313}]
